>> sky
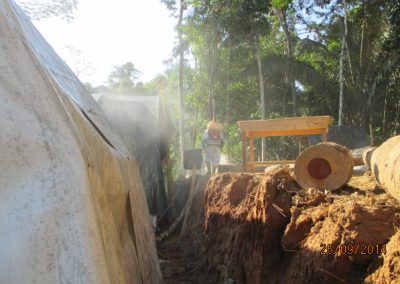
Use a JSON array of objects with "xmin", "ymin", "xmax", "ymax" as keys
[{"xmin": 33, "ymin": 0, "xmax": 177, "ymax": 86}]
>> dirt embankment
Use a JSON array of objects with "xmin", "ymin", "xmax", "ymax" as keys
[
  {"xmin": 280, "ymin": 186, "xmax": 399, "ymax": 283},
  {"xmin": 158, "ymin": 169, "xmax": 400, "ymax": 284},
  {"xmin": 204, "ymin": 167, "xmax": 298, "ymax": 283}
]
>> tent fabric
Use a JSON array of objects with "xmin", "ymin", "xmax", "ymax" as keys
[
  {"xmin": 97, "ymin": 94, "xmax": 168, "ymax": 217},
  {"xmin": 0, "ymin": 0, "xmax": 162, "ymax": 283}
]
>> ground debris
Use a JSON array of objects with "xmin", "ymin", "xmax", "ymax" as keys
[
  {"xmin": 157, "ymin": 176, "xmax": 217, "ymax": 284},
  {"xmin": 365, "ymin": 230, "xmax": 400, "ymax": 283},
  {"xmin": 280, "ymin": 173, "xmax": 400, "ymax": 284},
  {"xmin": 157, "ymin": 171, "xmax": 400, "ymax": 284}
]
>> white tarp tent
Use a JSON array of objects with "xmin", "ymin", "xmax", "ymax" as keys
[{"xmin": 0, "ymin": 0, "xmax": 162, "ymax": 283}]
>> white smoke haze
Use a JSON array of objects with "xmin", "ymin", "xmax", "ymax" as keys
[{"xmin": 97, "ymin": 94, "xmax": 168, "ymax": 216}]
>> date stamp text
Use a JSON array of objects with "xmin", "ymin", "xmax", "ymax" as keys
[{"xmin": 320, "ymin": 243, "xmax": 386, "ymax": 255}]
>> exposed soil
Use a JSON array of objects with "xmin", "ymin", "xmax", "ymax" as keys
[
  {"xmin": 280, "ymin": 185, "xmax": 399, "ymax": 283},
  {"xmin": 157, "ymin": 169, "xmax": 400, "ymax": 284},
  {"xmin": 203, "ymin": 167, "xmax": 299, "ymax": 283}
]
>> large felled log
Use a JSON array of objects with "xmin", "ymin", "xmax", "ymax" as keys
[
  {"xmin": 363, "ymin": 135, "xmax": 400, "ymax": 201},
  {"xmin": 294, "ymin": 142, "xmax": 354, "ymax": 191}
]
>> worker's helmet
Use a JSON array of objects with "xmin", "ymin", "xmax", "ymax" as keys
[
  {"xmin": 207, "ymin": 120, "xmax": 223, "ymax": 129},
  {"xmin": 207, "ymin": 120, "xmax": 216, "ymax": 129}
]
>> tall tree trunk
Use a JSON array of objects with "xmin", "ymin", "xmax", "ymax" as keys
[
  {"xmin": 394, "ymin": 97, "xmax": 400, "ymax": 136},
  {"xmin": 339, "ymin": 0, "xmax": 349, "ymax": 126},
  {"xmin": 289, "ymin": 76, "xmax": 297, "ymax": 116},
  {"xmin": 367, "ymin": 80, "xmax": 377, "ymax": 145},
  {"xmin": 342, "ymin": 0, "xmax": 355, "ymax": 85},
  {"xmin": 226, "ymin": 37, "xmax": 232, "ymax": 160},
  {"xmin": 339, "ymin": 37, "xmax": 345, "ymax": 126},
  {"xmin": 382, "ymin": 92, "xmax": 387, "ymax": 138},
  {"xmin": 191, "ymin": 107, "xmax": 199, "ymax": 149},
  {"xmin": 255, "ymin": 36, "xmax": 266, "ymax": 161},
  {"xmin": 177, "ymin": 0, "xmax": 185, "ymax": 168},
  {"xmin": 369, "ymin": 117, "xmax": 375, "ymax": 145},
  {"xmin": 207, "ymin": 60, "xmax": 215, "ymax": 120},
  {"xmin": 207, "ymin": 30, "xmax": 217, "ymax": 121},
  {"xmin": 208, "ymin": 86, "xmax": 213, "ymax": 119},
  {"xmin": 359, "ymin": 19, "xmax": 365, "ymax": 69},
  {"xmin": 282, "ymin": 88, "xmax": 286, "ymax": 116},
  {"xmin": 207, "ymin": 68, "xmax": 215, "ymax": 120},
  {"xmin": 274, "ymin": 8, "xmax": 297, "ymax": 116}
]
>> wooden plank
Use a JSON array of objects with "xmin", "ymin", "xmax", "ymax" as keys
[
  {"xmin": 237, "ymin": 116, "xmax": 332, "ymax": 173},
  {"xmin": 247, "ymin": 160, "xmax": 296, "ymax": 166},
  {"xmin": 247, "ymin": 128, "xmax": 327, "ymax": 138},
  {"xmin": 237, "ymin": 116, "xmax": 331, "ymax": 132},
  {"xmin": 242, "ymin": 132, "xmax": 247, "ymax": 171}
]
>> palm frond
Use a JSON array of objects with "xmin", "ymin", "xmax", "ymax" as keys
[
  {"xmin": 295, "ymin": 38, "xmax": 336, "ymax": 58},
  {"xmin": 261, "ymin": 54, "xmax": 337, "ymax": 98}
]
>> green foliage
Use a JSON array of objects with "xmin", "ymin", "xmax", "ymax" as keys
[
  {"xmin": 225, "ymin": 124, "xmax": 242, "ymax": 162},
  {"xmin": 107, "ymin": 62, "xmax": 142, "ymax": 95},
  {"xmin": 272, "ymin": 0, "xmax": 291, "ymax": 10},
  {"xmin": 156, "ymin": 0, "xmax": 399, "ymax": 169}
]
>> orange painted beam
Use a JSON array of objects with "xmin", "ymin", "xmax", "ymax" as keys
[{"xmin": 247, "ymin": 128, "xmax": 327, "ymax": 138}]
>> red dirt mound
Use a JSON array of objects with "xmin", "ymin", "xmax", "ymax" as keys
[
  {"xmin": 366, "ymin": 229, "xmax": 400, "ymax": 283},
  {"xmin": 204, "ymin": 166, "xmax": 300, "ymax": 283},
  {"xmin": 157, "ymin": 171, "xmax": 400, "ymax": 284},
  {"xmin": 280, "ymin": 186, "xmax": 400, "ymax": 283}
]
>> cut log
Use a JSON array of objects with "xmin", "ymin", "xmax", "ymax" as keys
[
  {"xmin": 364, "ymin": 136, "xmax": 400, "ymax": 202},
  {"xmin": 351, "ymin": 146, "xmax": 375, "ymax": 166},
  {"xmin": 361, "ymin": 146, "xmax": 377, "ymax": 166},
  {"xmin": 294, "ymin": 142, "xmax": 354, "ymax": 191}
]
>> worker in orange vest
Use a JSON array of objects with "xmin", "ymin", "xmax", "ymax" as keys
[{"xmin": 201, "ymin": 120, "xmax": 224, "ymax": 174}]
